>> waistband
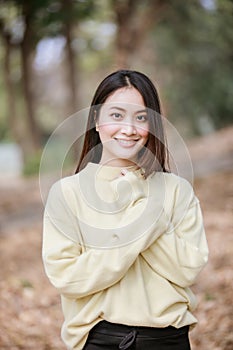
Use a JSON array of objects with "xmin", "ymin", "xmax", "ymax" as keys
[{"xmin": 90, "ymin": 320, "xmax": 189, "ymax": 338}]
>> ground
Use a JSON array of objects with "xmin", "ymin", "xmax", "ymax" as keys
[{"xmin": 0, "ymin": 127, "xmax": 232, "ymax": 350}]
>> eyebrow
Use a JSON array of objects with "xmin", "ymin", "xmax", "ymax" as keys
[{"xmin": 109, "ymin": 106, "xmax": 147, "ymax": 114}]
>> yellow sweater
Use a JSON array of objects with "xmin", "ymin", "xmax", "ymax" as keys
[{"xmin": 42, "ymin": 162, "xmax": 208, "ymax": 350}]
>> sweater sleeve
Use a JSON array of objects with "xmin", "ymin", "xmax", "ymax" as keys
[
  {"xmin": 42, "ymin": 179, "xmax": 166, "ymax": 299},
  {"xmin": 141, "ymin": 177, "xmax": 209, "ymax": 288}
]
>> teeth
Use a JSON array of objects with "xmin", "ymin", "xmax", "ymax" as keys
[{"xmin": 116, "ymin": 139, "xmax": 137, "ymax": 145}]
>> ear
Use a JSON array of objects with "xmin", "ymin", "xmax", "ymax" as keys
[{"xmin": 96, "ymin": 123, "xmax": 99, "ymax": 132}]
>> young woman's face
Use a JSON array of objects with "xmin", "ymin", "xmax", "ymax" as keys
[{"xmin": 96, "ymin": 87, "xmax": 149, "ymax": 167}]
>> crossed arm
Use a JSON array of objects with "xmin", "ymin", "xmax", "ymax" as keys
[{"xmin": 42, "ymin": 177, "xmax": 208, "ymax": 298}]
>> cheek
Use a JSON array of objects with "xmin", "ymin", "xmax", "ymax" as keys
[
  {"xmin": 140, "ymin": 129, "xmax": 149, "ymax": 138},
  {"xmin": 138, "ymin": 126, "xmax": 149, "ymax": 140},
  {"xmin": 98, "ymin": 124, "xmax": 119, "ymax": 140}
]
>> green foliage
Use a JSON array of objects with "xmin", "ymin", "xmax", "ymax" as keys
[
  {"xmin": 23, "ymin": 150, "xmax": 42, "ymax": 176},
  {"xmin": 30, "ymin": 0, "xmax": 97, "ymax": 39},
  {"xmin": 0, "ymin": 0, "xmax": 232, "ymax": 158},
  {"xmin": 152, "ymin": 0, "xmax": 233, "ymax": 134},
  {"xmin": 0, "ymin": 79, "xmax": 8, "ymax": 140},
  {"xmin": 20, "ymin": 279, "xmax": 34, "ymax": 289}
]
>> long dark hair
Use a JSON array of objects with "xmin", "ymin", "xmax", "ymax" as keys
[{"xmin": 75, "ymin": 70, "xmax": 169, "ymax": 178}]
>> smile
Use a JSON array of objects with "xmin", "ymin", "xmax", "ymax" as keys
[{"xmin": 114, "ymin": 138, "xmax": 139, "ymax": 147}]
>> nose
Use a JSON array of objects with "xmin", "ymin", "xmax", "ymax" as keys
[{"xmin": 121, "ymin": 123, "xmax": 137, "ymax": 135}]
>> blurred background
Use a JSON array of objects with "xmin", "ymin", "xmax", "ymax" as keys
[{"xmin": 0, "ymin": 0, "xmax": 232, "ymax": 349}]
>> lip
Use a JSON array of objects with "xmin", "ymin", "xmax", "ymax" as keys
[{"xmin": 114, "ymin": 138, "xmax": 140, "ymax": 147}]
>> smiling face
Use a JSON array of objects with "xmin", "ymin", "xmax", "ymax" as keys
[{"xmin": 96, "ymin": 87, "xmax": 149, "ymax": 167}]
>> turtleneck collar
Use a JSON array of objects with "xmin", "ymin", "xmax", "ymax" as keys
[{"xmin": 86, "ymin": 162, "xmax": 144, "ymax": 181}]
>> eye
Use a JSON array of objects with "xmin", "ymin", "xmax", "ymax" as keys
[
  {"xmin": 110, "ymin": 113, "xmax": 123, "ymax": 120},
  {"xmin": 136, "ymin": 114, "xmax": 147, "ymax": 122}
]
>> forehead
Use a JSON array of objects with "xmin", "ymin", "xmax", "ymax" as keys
[{"xmin": 104, "ymin": 87, "xmax": 145, "ymax": 109}]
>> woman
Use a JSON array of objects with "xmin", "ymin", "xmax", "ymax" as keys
[{"xmin": 42, "ymin": 70, "xmax": 208, "ymax": 349}]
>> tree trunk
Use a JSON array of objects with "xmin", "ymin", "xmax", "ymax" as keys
[
  {"xmin": 62, "ymin": 0, "xmax": 79, "ymax": 116},
  {"xmin": 20, "ymin": 3, "xmax": 41, "ymax": 154},
  {"xmin": 112, "ymin": 0, "xmax": 167, "ymax": 68},
  {"xmin": 0, "ymin": 21, "xmax": 29, "ymax": 162},
  {"xmin": 112, "ymin": 0, "xmax": 137, "ymax": 68},
  {"xmin": 61, "ymin": 0, "xmax": 81, "ymax": 163},
  {"xmin": 1, "ymin": 31, "xmax": 19, "ymax": 142}
]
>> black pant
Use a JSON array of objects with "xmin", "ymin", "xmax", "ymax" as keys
[{"xmin": 83, "ymin": 320, "xmax": 191, "ymax": 350}]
